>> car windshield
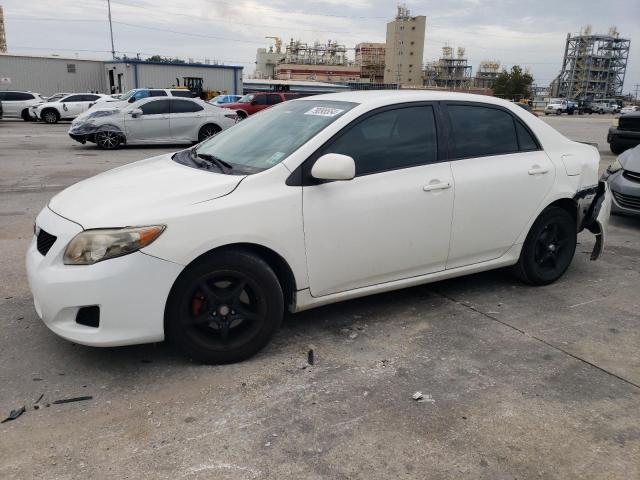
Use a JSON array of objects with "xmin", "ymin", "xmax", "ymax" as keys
[
  {"xmin": 238, "ymin": 94, "xmax": 254, "ymax": 104},
  {"xmin": 119, "ymin": 90, "xmax": 138, "ymax": 101},
  {"xmin": 179, "ymin": 100, "xmax": 357, "ymax": 174}
]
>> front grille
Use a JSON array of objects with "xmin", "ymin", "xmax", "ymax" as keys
[
  {"xmin": 623, "ymin": 170, "xmax": 640, "ymax": 183},
  {"xmin": 613, "ymin": 191, "xmax": 640, "ymax": 211},
  {"xmin": 618, "ymin": 117, "xmax": 640, "ymax": 132},
  {"xmin": 37, "ymin": 229, "xmax": 57, "ymax": 256}
]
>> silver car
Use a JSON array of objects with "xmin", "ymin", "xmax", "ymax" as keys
[
  {"xmin": 68, "ymin": 97, "xmax": 237, "ymax": 149},
  {"xmin": 603, "ymin": 144, "xmax": 640, "ymax": 216}
]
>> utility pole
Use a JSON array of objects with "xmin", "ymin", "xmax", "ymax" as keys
[
  {"xmin": 634, "ymin": 83, "xmax": 640, "ymax": 103},
  {"xmin": 107, "ymin": 0, "xmax": 115, "ymax": 59},
  {"xmin": 0, "ymin": 5, "xmax": 8, "ymax": 53}
]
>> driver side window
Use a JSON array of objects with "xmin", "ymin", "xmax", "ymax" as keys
[{"xmin": 320, "ymin": 105, "xmax": 438, "ymax": 176}]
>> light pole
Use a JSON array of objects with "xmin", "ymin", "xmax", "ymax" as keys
[{"xmin": 107, "ymin": 0, "xmax": 115, "ymax": 59}]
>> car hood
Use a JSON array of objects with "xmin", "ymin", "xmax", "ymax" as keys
[
  {"xmin": 48, "ymin": 153, "xmax": 245, "ymax": 228},
  {"xmin": 619, "ymin": 144, "xmax": 640, "ymax": 171}
]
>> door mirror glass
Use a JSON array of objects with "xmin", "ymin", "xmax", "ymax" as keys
[
  {"xmin": 311, "ymin": 154, "xmax": 355, "ymax": 181},
  {"xmin": 129, "ymin": 108, "xmax": 143, "ymax": 118}
]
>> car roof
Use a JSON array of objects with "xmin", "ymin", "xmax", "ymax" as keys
[{"xmin": 305, "ymin": 90, "xmax": 518, "ymax": 108}]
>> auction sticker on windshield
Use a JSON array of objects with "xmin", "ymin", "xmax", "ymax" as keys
[{"xmin": 305, "ymin": 106, "xmax": 344, "ymax": 117}]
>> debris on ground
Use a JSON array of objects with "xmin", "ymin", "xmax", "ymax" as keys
[
  {"xmin": 412, "ymin": 392, "xmax": 435, "ymax": 403},
  {"xmin": 51, "ymin": 396, "xmax": 93, "ymax": 405},
  {"xmin": 307, "ymin": 349, "xmax": 315, "ymax": 366},
  {"xmin": 1, "ymin": 405, "xmax": 26, "ymax": 423}
]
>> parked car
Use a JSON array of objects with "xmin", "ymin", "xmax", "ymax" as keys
[
  {"xmin": 208, "ymin": 94, "xmax": 242, "ymax": 106},
  {"xmin": 620, "ymin": 105, "xmax": 639, "ymax": 114},
  {"xmin": 28, "ymin": 93, "xmax": 71, "ymax": 120},
  {"xmin": 577, "ymin": 100, "xmax": 594, "ymax": 115},
  {"xmin": 0, "ymin": 90, "xmax": 46, "ymax": 120},
  {"xmin": 68, "ymin": 96, "xmax": 237, "ymax": 149},
  {"xmin": 593, "ymin": 102, "xmax": 619, "ymax": 114},
  {"xmin": 97, "ymin": 88, "xmax": 198, "ymax": 106},
  {"xmin": 27, "ymin": 91, "xmax": 611, "ymax": 364},
  {"xmin": 608, "ymin": 112, "xmax": 640, "ymax": 154},
  {"xmin": 602, "ymin": 144, "xmax": 640, "ymax": 216},
  {"xmin": 221, "ymin": 92, "xmax": 302, "ymax": 119},
  {"xmin": 33, "ymin": 93, "xmax": 108, "ymax": 123}
]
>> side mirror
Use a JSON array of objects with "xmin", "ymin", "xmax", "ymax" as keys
[
  {"xmin": 128, "ymin": 97, "xmax": 136, "ymax": 103},
  {"xmin": 311, "ymin": 153, "xmax": 355, "ymax": 181},
  {"xmin": 129, "ymin": 108, "xmax": 143, "ymax": 118}
]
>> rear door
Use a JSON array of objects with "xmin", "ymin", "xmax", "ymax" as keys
[
  {"xmin": 124, "ymin": 98, "xmax": 171, "ymax": 142},
  {"xmin": 444, "ymin": 102, "xmax": 555, "ymax": 269},
  {"xmin": 169, "ymin": 99, "xmax": 203, "ymax": 141}
]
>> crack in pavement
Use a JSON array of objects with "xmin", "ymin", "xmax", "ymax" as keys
[{"xmin": 431, "ymin": 289, "xmax": 640, "ymax": 390}]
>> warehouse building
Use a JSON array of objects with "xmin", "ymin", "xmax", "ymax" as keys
[{"xmin": 0, "ymin": 54, "xmax": 243, "ymax": 97}]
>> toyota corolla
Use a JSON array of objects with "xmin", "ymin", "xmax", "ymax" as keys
[{"xmin": 27, "ymin": 91, "xmax": 611, "ymax": 364}]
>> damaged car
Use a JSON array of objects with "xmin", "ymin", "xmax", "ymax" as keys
[
  {"xmin": 27, "ymin": 91, "xmax": 611, "ymax": 364},
  {"xmin": 68, "ymin": 96, "xmax": 237, "ymax": 149}
]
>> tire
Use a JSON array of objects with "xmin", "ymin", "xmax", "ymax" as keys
[
  {"xmin": 512, "ymin": 206, "xmax": 577, "ymax": 286},
  {"xmin": 198, "ymin": 124, "xmax": 221, "ymax": 142},
  {"xmin": 236, "ymin": 110, "xmax": 248, "ymax": 120},
  {"xmin": 21, "ymin": 109, "xmax": 32, "ymax": 121},
  {"xmin": 610, "ymin": 143, "xmax": 625, "ymax": 155},
  {"xmin": 41, "ymin": 109, "xmax": 59, "ymax": 124},
  {"xmin": 166, "ymin": 250, "xmax": 284, "ymax": 364},
  {"xmin": 95, "ymin": 129, "xmax": 122, "ymax": 149},
  {"xmin": 555, "ymin": 109, "xmax": 561, "ymax": 115}
]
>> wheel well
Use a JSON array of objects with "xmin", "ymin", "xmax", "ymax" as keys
[
  {"xmin": 236, "ymin": 110, "xmax": 247, "ymax": 118},
  {"xmin": 547, "ymin": 198, "xmax": 577, "ymax": 224},
  {"xmin": 41, "ymin": 107, "xmax": 59, "ymax": 118},
  {"xmin": 185, "ymin": 243, "xmax": 297, "ymax": 309},
  {"xmin": 200, "ymin": 123, "xmax": 221, "ymax": 134}
]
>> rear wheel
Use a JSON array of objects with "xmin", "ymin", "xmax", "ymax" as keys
[
  {"xmin": 21, "ymin": 109, "xmax": 32, "ymax": 121},
  {"xmin": 236, "ymin": 110, "xmax": 248, "ymax": 120},
  {"xmin": 41, "ymin": 109, "xmax": 59, "ymax": 124},
  {"xmin": 166, "ymin": 250, "xmax": 284, "ymax": 364},
  {"xmin": 513, "ymin": 207, "xmax": 576, "ymax": 285},
  {"xmin": 198, "ymin": 124, "xmax": 221, "ymax": 142},
  {"xmin": 95, "ymin": 129, "xmax": 122, "ymax": 149}
]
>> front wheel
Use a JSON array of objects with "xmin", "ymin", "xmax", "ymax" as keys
[
  {"xmin": 166, "ymin": 250, "xmax": 284, "ymax": 364},
  {"xmin": 95, "ymin": 129, "xmax": 122, "ymax": 149},
  {"xmin": 41, "ymin": 109, "xmax": 59, "ymax": 124},
  {"xmin": 512, "ymin": 207, "xmax": 577, "ymax": 285},
  {"xmin": 21, "ymin": 109, "xmax": 32, "ymax": 121}
]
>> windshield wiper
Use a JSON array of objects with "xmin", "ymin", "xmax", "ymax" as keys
[{"xmin": 189, "ymin": 148, "xmax": 233, "ymax": 172}]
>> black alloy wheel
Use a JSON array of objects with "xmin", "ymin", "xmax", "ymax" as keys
[
  {"xmin": 95, "ymin": 130, "xmax": 122, "ymax": 149},
  {"xmin": 166, "ymin": 250, "xmax": 284, "ymax": 364},
  {"xmin": 513, "ymin": 206, "xmax": 577, "ymax": 285},
  {"xmin": 198, "ymin": 124, "xmax": 221, "ymax": 142}
]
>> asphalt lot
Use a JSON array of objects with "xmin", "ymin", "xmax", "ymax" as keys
[{"xmin": 1, "ymin": 115, "xmax": 639, "ymax": 479}]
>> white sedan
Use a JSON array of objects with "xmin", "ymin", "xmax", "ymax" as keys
[
  {"xmin": 68, "ymin": 97, "xmax": 237, "ymax": 149},
  {"xmin": 27, "ymin": 91, "xmax": 611, "ymax": 364}
]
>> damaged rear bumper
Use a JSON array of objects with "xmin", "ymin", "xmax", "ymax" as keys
[{"xmin": 574, "ymin": 181, "xmax": 612, "ymax": 260}]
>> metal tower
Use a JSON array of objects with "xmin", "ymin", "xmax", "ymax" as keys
[
  {"xmin": 0, "ymin": 5, "xmax": 7, "ymax": 53},
  {"xmin": 557, "ymin": 26, "xmax": 630, "ymax": 100}
]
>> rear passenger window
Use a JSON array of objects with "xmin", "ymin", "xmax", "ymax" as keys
[
  {"xmin": 447, "ymin": 105, "xmax": 518, "ymax": 158},
  {"xmin": 322, "ymin": 106, "xmax": 438, "ymax": 176},
  {"xmin": 515, "ymin": 121, "xmax": 538, "ymax": 151},
  {"xmin": 171, "ymin": 100, "xmax": 201, "ymax": 113},
  {"xmin": 141, "ymin": 100, "xmax": 171, "ymax": 115},
  {"xmin": 267, "ymin": 94, "xmax": 282, "ymax": 105}
]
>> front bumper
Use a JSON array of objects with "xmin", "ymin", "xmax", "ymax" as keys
[
  {"xmin": 26, "ymin": 207, "xmax": 183, "ymax": 347},
  {"xmin": 575, "ymin": 181, "xmax": 612, "ymax": 260},
  {"xmin": 605, "ymin": 169, "xmax": 640, "ymax": 216}
]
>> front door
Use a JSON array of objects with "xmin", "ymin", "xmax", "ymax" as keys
[
  {"xmin": 302, "ymin": 104, "xmax": 454, "ymax": 297},
  {"xmin": 443, "ymin": 103, "xmax": 556, "ymax": 269},
  {"xmin": 125, "ymin": 99, "xmax": 171, "ymax": 142}
]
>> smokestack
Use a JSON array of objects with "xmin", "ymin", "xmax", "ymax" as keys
[{"xmin": 0, "ymin": 5, "xmax": 7, "ymax": 53}]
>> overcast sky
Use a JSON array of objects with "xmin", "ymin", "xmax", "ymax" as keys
[{"xmin": 2, "ymin": 0, "xmax": 639, "ymax": 94}]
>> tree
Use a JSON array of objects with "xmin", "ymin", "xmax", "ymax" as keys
[{"xmin": 492, "ymin": 65, "xmax": 534, "ymax": 101}]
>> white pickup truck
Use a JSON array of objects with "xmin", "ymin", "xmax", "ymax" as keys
[{"xmin": 545, "ymin": 99, "xmax": 570, "ymax": 115}]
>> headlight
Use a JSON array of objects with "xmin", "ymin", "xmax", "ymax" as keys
[
  {"xmin": 63, "ymin": 226, "xmax": 165, "ymax": 265},
  {"xmin": 606, "ymin": 159, "xmax": 623, "ymax": 174},
  {"xmin": 612, "ymin": 118, "xmax": 619, "ymax": 127}
]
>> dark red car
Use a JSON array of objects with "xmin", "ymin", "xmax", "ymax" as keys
[{"xmin": 221, "ymin": 92, "xmax": 303, "ymax": 119}]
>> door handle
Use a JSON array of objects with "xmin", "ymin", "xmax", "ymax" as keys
[
  {"xmin": 528, "ymin": 166, "xmax": 549, "ymax": 175},
  {"xmin": 423, "ymin": 181, "xmax": 451, "ymax": 192}
]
